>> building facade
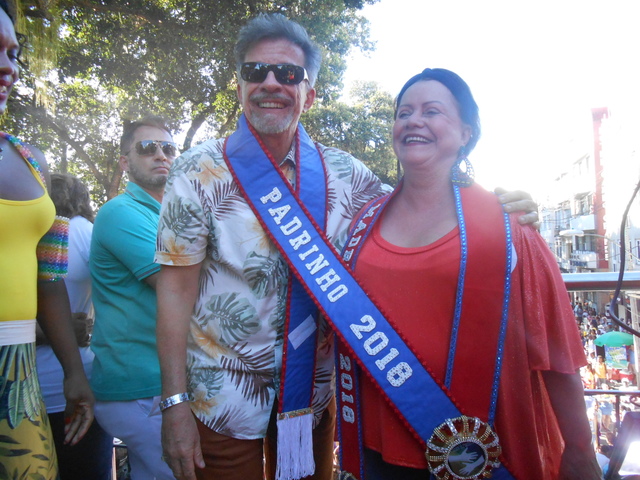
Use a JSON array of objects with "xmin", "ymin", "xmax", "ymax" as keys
[
  {"xmin": 540, "ymin": 107, "xmax": 640, "ymax": 276},
  {"xmin": 539, "ymin": 106, "xmax": 640, "ymax": 386}
]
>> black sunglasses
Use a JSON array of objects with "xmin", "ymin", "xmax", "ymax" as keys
[
  {"xmin": 129, "ymin": 140, "xmax": 179, "ymax": 158},
  {"xmin": 240, "ymin": 62, "xmax": 309, "ymax": 85}
]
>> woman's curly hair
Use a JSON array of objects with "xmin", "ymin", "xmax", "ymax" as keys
[{"xmin": 50, "ymin": 173, "xmax": 95, "ymax": 222}]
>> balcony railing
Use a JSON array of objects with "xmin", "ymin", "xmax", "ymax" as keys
[
  {"xmin": 562, "ymin": 271, "xmax": 640, "ymax": 291},
  {"xmin": 584, "ymin": 389, "xmax": 639, "ymax": 433},
  {"xmin": 564, "ymin": 272, "xmax": 640, "ymax": 478}
]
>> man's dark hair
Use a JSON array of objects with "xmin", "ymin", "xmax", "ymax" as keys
[
  {"xmin": 120, "ymin": 116, "xmax": 172, "ymax": 155},
  {"xmin": 234, "ymin": 13, "xmax": 322, "ymax": 87}
]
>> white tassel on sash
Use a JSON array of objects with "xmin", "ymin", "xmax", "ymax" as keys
[{"xmin": 276, "ymin": 409, "xmax": 315, "ymax": 480}]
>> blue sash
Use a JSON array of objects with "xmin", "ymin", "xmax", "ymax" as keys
[
  {"xmin": 337, "ymin": 183, "xmax": 516, "ymax": 480},
  {"xmin": 225, "ymin": 116, "xmax": 515, "ymax": 480},
  {"xmin": 225, "ymin": 115, "xmax": 325, "ymax": 480}
]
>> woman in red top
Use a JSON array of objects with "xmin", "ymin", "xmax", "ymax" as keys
[{"xmin": 343, "ymin": 69, "xmax": 601, "ymax": 480}]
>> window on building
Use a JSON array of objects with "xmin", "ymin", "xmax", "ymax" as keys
[{"xmin": 575, "ymin": 193, "xmax": 593, "ymax": 216}]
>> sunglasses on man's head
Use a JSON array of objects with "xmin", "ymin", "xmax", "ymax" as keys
[
  {"xmin": 240, "ymin": 62, "xmax": 309, "ymax": 85},
  {"xmin": 130, "ymin": 140, "xmax": 179, "ymax": 158}
]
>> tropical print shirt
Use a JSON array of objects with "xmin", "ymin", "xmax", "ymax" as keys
[{"xmin": 156, "ymin": 135, "xmax": 390, "ymax": 439}]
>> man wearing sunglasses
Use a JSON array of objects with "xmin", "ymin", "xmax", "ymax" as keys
[
  {"xmin": 155, "ymin": 14, "xmax": 537, "ymax": 480},
  {"xmin": 90, "ymin": 116, "xmax": 178, "ymax": 480},
  {"xmin": 156, "ymin": 15, "xmax": 356, "ymax": 480}
]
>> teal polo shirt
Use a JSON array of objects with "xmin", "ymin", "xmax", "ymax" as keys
[{"xmin": 90, "ymin": 182, "xmax": 162, "ymax": 401}]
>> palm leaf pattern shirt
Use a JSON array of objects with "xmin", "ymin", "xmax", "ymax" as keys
[{"xmin": 156, "ymin": 136, "xmax": 390, "ymax": 439}]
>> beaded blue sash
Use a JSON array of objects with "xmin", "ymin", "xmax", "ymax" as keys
[{"xmin": 336, "ymin": 182, "xmax": 515, "ymax": 480}]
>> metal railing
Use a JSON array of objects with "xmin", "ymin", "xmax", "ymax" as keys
[
  {"xmin": 564, "ymin": 272, "xmax": 640, "ymax": 478},
  {"xmin": 562, "ymin": 271, "xmax": 640, "ymax": 291},
  {"xmin": 584, "ymin": 389, "xmax": 639, "ymax": 433}
]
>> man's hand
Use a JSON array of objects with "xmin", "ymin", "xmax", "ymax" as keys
[
  {"xmin": 63, "ymin": 372, "xmax": 95, "ymax": 445},
  {"xmin": 495, "ymin": 187, "xmax": 539, "ymax": 227},
  {"xmin": 162, "ymin": 403, "xmax": 205, "ymax": 480}
]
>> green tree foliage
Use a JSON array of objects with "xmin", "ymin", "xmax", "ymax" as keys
[
  {"xmin": 2, "ymin": 0, "xmax": 387, "ymax": 204},
  {"xmin": 305, "ymin": 80, "xmax": 399, "ymax": 186}
]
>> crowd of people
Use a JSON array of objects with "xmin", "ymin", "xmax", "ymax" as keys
[
  {"xmin": 575, "ymin": 300, "xmax": 637, "ymax": 392},
  {"xmin": 572, "ymin": 298, "xmax": 639, "ymax": 474},
  {"xmin": 1, "ymin": 6, "xmax": 613, "ymax": 480}
]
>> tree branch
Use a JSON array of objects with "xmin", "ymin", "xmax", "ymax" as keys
[
  {"xmin": 59, "ymin": 0, "xmax": 179, "ymax": 28},
  {"xmin": 35, "ymin": 109, "xmax": 123, "ymax": 199},
  {"xmin": 183, "ymin": 110, "xmax": 212, "ymax": 150},
  {"xmin": 40, "ymin": 116, "xmax": 104, "ymax": 182},
  {"xmin": 218, "ymin": 105, "xmax": 240, "ymax": 138}
]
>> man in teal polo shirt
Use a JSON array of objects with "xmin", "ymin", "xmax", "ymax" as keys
[{"xmin": 90, "ymin": 116, "xmax": 178, "ymax": 480}]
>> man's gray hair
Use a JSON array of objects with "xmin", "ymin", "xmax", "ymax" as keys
[{"xmin": 234, "ymin": 13, "xmax": 322, "ymax": 87}]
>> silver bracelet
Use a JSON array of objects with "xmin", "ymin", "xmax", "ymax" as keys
[{"xmin": 159, "ymin": 392, "xmax": 191, "ymax": 412}]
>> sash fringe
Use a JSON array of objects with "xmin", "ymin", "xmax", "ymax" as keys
[{"xmin": 276, "ymin": 411, "xmax": 315, "ymax": 480}]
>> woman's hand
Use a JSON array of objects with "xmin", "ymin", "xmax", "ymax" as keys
[
  {"xmin": 63, "ymin": 372, "xmax": 95, "ymax": 445},
  {"xmin": 37, "ymin": 280, "xmax": 95, "ymax": 444},
  {"xmin": 543, "ymin": 371, "xmax": 603, "ymax": 480},
  {"xmin": 558, "ymin": 444, "xmax": 603, "ymax": 480}
]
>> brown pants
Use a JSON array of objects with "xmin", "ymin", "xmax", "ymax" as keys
[{"xmin": 195, "ymin": 397, "xmax": 336, "ymax": 480}]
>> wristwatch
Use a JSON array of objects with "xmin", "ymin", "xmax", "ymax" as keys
[{"xmin": 159, "ymin": 392, "xmax": 191, "ymax": 412}]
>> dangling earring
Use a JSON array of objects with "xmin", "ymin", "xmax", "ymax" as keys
[{"xmin": 450, "ymin": 146, "xmax": 474, "ymax": 187}]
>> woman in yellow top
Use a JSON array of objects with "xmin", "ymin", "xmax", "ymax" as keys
[
  {"xmin": 583, "ymin": 364, "xmax": 596, "ymax": 390},
  {"xmin": 0, "ymin": 2, "xmax": 94, "ymax": 478},
  {"xmin": 595, "ymin": 355, "xmax": 608, "ymax": 388}
]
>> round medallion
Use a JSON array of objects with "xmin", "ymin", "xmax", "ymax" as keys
[
  {"xmin": 425, "ymin": 416, "xmax": 501, "ymax": 480},
  {"xmin": 338, "ymin": 472, "xmax": 358, "ymax": 480}
]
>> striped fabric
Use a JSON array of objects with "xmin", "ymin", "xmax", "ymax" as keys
[{"xmin": 36, "ymin": 215, "xmax": 69, "ymax": 282}]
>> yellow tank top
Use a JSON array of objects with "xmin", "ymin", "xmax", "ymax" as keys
[{"xmin": 0, "ymin": 154, "xmax": 55, "ymax": 322}]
